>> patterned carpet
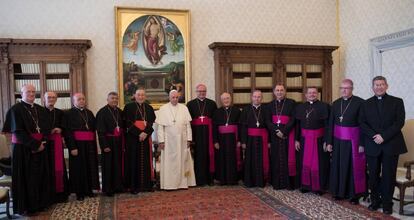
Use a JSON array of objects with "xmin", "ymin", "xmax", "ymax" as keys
[{"xmin": 26, "ymin": 186, "xmax": 397, "ymax": 220}]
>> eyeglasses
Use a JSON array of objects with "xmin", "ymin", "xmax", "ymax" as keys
[
  {"xmin": 196, "ymin": 90, "xmax": 206, "ymax": 93},
  {"xmin": 339, "ymin": 87, "xmax": 352, "ymax": 90}
]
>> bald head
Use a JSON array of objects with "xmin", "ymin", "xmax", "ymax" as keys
[
  {"xmin": 220, "ymin": 92, "xmax": 232, "ymax": 107},
  {"xmin": 44, "ymin": 91, "xmax": 58, "ymax": 109},
  {"xmin": 134, "ymin": 88, "xmax": 146, "ymax": 104},
  {"xmin": 169, "ymin": 90, "xmax": 179, "ymax": 105},
  {"xmin": 21, "ymin": 84, "xmax": 36, "ymax": 104},
  {"xmin": 195, "ymin": 83, "xmax": 207, "ymax": 100},
  {"xmin": 73, "ymin": 93, "xmax": 86, "ymax": 109}
]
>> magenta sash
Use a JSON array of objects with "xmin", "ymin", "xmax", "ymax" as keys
[
  {"xmin": 48, "ymin": 133, "xmax": 64, "ymax": 193},
  {"xmin": 301, "ymin": 128, "xmax": 324, "ymax": 191},
  {"xmin": 192, "ymin": 116, "xmax": 215, "ymax": 173},
  {"xmin": 334, "ymin": 125, "xmax": 366, "ymax": 194},
  {"xmin": 106, "ymin": 127, "xmax": 126, "ymax": 178},
  {"xmin": 218, "ymin": 125, "xmax": 242, "ymax": 171},
  {"xmin": 272, "ymin": 115, "xmax": 296, "ymax": 176},
  {"xmin": 247, "ymin": 128, "xmax": 269, "ymax": 182},
  {"xmin": 73, "ymin": 131, "xmax": 95, "ymax": 141},
  {"xmin": 12, "ymin": 133, "xmax": 43, "ymax": 144}
]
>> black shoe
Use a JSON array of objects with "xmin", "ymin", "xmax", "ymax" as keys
[
  {"xmin": 334, "ymin": 196, "xmax": 343, "ymax": 201},
  {"xmin": 315, "ymin": 191, "xmax": 324, "ymax": 196},
  {"xmin": 131, "ymin": 190, "xmax": 138, "ymax": 195},
  {"xmin": 106, "ymin": 192, "xmax": 114, "ymax": 197},
  {"xmin": 383, "ymin": 207, "xmax": 393, "ymax": 215},
  {"xmin": 350, "ymin": 198, "xmax": 359, "ymax": 205},
  {"xmin": 300, "ymin": 189, "xmax": 309, "ymax": 193},
  {"xmin": 86, "ymin": 193, "xmax": 96, "ymax": 198},
  {"xmin": 77, "ymin": 196, "xmax": 85, "ymax": 201},
  {"xmin": 368, "ymin": 202, "xmax": 380, "ymax": 211}
]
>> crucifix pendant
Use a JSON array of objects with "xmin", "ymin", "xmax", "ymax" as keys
[
  {"xmin": 225, "ymin": 123, "xmax": 228, "ymax": 126},
  {"xmin": 306, "ymin": 113, "xmax": 310, "ymax": 119},
  {"xmin": 85, "ymin": 123, "xmax": 89, "ymax": 130},
  {"xmin": 144, "ymin": 120, "xmax": 147, "ymax": 127},
  {"xmin": 256, "ymin": 121, "xmax": 260, "ymax": 127},
  {"xmin": 173, "ymin": 120, "xmax": 176, "ymax": 123},
  {"xmin": 36, "ymin": 126, "xmax": 41, "ymax": 133},
  {"xmin": 116, "ymin": 125, "xmax": 120, "ymax": 132},
  {"xmin": 200, "ymin": 116, "xmax": 205, "ymax": 122},
  {"xmin": 339, "ymin": 116, "xmax": 343, "ymax": 122}
]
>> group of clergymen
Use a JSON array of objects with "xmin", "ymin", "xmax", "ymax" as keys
[{"xmin": 1, "ymin": 75, "xmax": 406, "ymax": 215}]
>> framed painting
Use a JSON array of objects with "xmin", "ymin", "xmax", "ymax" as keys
[{"xmin": 115, "ymin": 7, "xmax": 191, "ymax": 109}]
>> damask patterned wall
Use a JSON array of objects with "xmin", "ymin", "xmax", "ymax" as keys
[
  {"xmin": 339, "ymin": 0, "xmax": 414, "ymax": 104},
  {"xmin": 0, "ymin": 0, "xmax": 338, "ymax": 112}
]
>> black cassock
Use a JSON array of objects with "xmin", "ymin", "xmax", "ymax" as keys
[
  {"xmin": 96, "ymin": 105, "xmax": 124, "ymax": 194},
  {"xmin": 265, "ymin": 98, "xmax": 299, "ymax": 190},
  {"xmin": 63, "ymin": 107, "xmax": 99, "ymax": 198},
  {"xmin": 2, "ymin": 101, "xmax": 52, "ymax": 214},
  {"xmin": 45, "ymin": 107, "xmax": 69, "ymax": 203},
  {"xmin": 295, "ymin": 100, "xmax": 330, "ymax": 192},
  {"xmin": 240, "ymin": 105, "xmax": 269, "ymax": 188},
  {"xmin": 187, "ymin": 98, "xmax": 217, "ymax": 185},
  {"xmin": 212, "ymin": 106, "xmax": 241, "ymax": 185},
  {"xmin": 326, "ymin": 96, "xmax": 365, "ymax": 199},
  {"xmin": 123, "ymin": 102, "xmax": 156, "ymax": 192}
]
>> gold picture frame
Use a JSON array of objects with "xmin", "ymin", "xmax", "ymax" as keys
[{"xmin": 115, "ymin": 7, "xmax": 191, "ymax": 109}]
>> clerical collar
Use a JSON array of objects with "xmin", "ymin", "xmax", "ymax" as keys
[
  {"xmin": 276, "ymin": 98, "xmax": 284, "ymax": 103},
  {"xmin": 252, "ymin": 104, "xmax": 261, "ymax": 109},
  {"xmin": 75, "ymin": 106, "xmax": 84, "ymax": 111},
  {"xmin": 47, "ymin": 106, "xmax": 55, "ymax": 111},
  {"xmin": 307, "ymin": 100, "xmax": 317, "ymax": 104},
  {"xmin": 343, "ymin": 95, "xmax": 352, "ymax": 101},
  {"xmin": 225, "ymin": 106, "xmax": 230, "ymax": 110},
  {"xmin": 376, "ymin": 94, "xmax": 386, "ymax": 100},
  {"xmin": 197, "ymin": 98, "xmax": 205, "ymax": 102},
  {"xmin": 21, "ymin": 99, "xmax": 34, "ymax": 108}
]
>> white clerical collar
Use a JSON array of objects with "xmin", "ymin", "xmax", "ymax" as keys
[
  {"xmin": 22, "ymin": 99, "xmax": 34, "ymax": 107},
  {"xmin": 277, "ymin": 99, "xmax": 284, "ymax": 103},
  {"xmin": 308, "ymin": 100, "xmax": 315, "ymax": 104},
  {"xmin": 252, "ymin": 104, "xmax": 261, "ymax": 109},
  {"xmin": 376, "ymin": 96, "xmax": 383, "ymax": 100},
  {"xmin": 197, "ymin": 98, "xmax": 205, "ymax": 102},
  {"xmin": 47, "ymin": 106, "xmax": 55, "ymax": 111},
  {"xmin": 343, "ymin": 95, "xmax": 352, "ymax": 101},
  {"xmin": 225, "ymin": 106, "xmax": 230, "ymax": 110},
  {"xmin": 75, "ymin": 106, "xmax": 84, "ymax": 111}
]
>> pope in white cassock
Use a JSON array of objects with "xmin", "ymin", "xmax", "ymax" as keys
[{"xmin": 156, "ymin": 90, "xmax": 196, "ymax": 190}]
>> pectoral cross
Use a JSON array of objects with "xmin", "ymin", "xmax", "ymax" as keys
[
  {"xmin": 339, "ymin": 116, "xmax": 343, "ymax": 123},
  {"xmin": 225, "ymin": 123, "xmax": 228, "ymax": 126},
  {"xmin": 85, "ymin": 123, "xmax": 89, "ymax": 130},
  {"xmin": 36, "ymin": 126, "xmax": 41, "ymax": 133},
  {"xmin": 115, "ymin": 125, "xmax": 120, "ymax": 132},
  {"xmin": 256, "ymin": 121, "xmax": 260, "ymax": 127},
  {"xmin": 200, "ymin": 116, "xmax": 205, "ymax": 122},
  {"xmin": 173, "ymin": 120, "xmax": 176, "ymax": 123},
  {"xmin": 277, "ymin": 119, "xmax": 281, "ymax": 127}
]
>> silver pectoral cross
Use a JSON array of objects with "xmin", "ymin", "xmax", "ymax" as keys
[
  {"xmin": 36, "ymin": 126, "xmax": 41, "ymax": 133},
  {"xmin": 85, "ymin": 123, "xmax": 89, "ymax": 130},
  {"xmin": 200, "ymin": 116, "xmax": 205, "ymax": 122},
  {"xmin": 256, "ymin": 121, "xmax": 260, "ymax": 127},
  {"xmin": 339, "ymin": 116, "xmax": 343, "ymax": 123}
]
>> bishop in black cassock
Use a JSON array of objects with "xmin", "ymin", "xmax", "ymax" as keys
[
  {"xmin": 123, "ymin": 89, "xmax": 156, "ymax": 194},
  {"xmin": 2, "ymin": 85, "xmax": 52, "ymax": 214},
  {"xmin": 295, "ymin": 87, "xmax": 330, "ymax": 193},
  {"xmin": 326, "ymin": 80, "xmax": 366, "ymax": 204},
  {"xmin": 265, "ymin": 85, "xmax": 298, "ymax": 190},
  {"xmin": 63, "ymin": 93, "xmax": 99, "ymax": 201},
  {"xmin": 44, "ymin": 92, "xmax": 69, "ymax": 203},
  {"xmin": 212, "ymin": 93, "xmax": 241, "ymax": 185},
  {"xmin": 96, "ymin": 92, "xmax": 125, "ymax": 196},
  {"xmin": 187, "ymin": 84, "xmax": 217, "ymax": 186},
  {"xmin": 240, "ymin": 90, "xmax": 269, "ymax": 188}
]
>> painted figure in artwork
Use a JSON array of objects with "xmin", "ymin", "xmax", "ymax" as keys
[
  {"xmin": 143, "ymin": 16, "xmax": 167, "ymax": 65},
  {"xmin": 123, "ymin": 31, "xmax": 140, "ymax": 55}
]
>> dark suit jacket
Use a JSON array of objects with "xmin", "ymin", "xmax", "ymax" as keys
[{"xmin": 359, "ymin": 94, "xmax": 407, "ymax": 156}]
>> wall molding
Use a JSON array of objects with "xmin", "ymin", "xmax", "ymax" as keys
[{"xmin": 370, "ymin": 28, "xmax": 414, "ymax": 77}]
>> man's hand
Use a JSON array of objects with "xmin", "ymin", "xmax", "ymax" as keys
[
  {"xmin": 295, "ymin": 141, "xmax": 301, "ymax": 151},
  {"xmin": 268, "ymin": 143, "xmax": 271, "ymax": 148},
  {"xmin": 71, "ymin": 149, "xmax": 78, "ymax": 156},
  {"xmin": 52, "ymin": 128, "xmax": 62, "ymax": 134},
  {"xmin": 33, "ymin": 141, "xmax": 46, "ymax": 153},
  {"xmin": 158, "ymin": 143, "xmax": 165, "ymax": 150},
  {"xmin": 237, "ymin": 142, "xmax": 241, "ymax": 147},
  {"xmin": 373, "ymin": 134, "xmax": 384, "ymax": 144},
  {"xmin": 358, "ymin": 146, "xmax": 364, "ymax": 153},
  {"xmin": 326, "ymin": 144, "xmax": 333, "ymax": 152},
  {"xmin": 139, "ymin": 132, "xmax": 148, "ymax": 142},
  {"xmin": 241, "ymin": 143, "xmax": 247, "ymax": 149},
  {"xmin": 214, "ymin": 143, "xmax": 219, "ymax": 150},
  {"xmin": 276, "ymin": 130, "xmax": 284, "ymax": 139},
  {"xmin": 103, "ymin": 147, "xmax": 111, "ymax": 153}
]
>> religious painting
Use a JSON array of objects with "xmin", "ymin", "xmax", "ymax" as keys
[{"xmin": 115, "ymin": 7, "xmax": 191, "ymax": 109}]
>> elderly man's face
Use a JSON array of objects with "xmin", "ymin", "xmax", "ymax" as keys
[
  {"xmin": 22, "ymin": 85, "xmax": 36, "ymax": 103},
  {"xmin": 135, "ymin": 90, "xmax": 146, "ymax": 104},
  {"xmin": 107, "ymin": 94, "xmax": 119, "ymax": 108},
  {"xmin": 73, "ymin": 94, "xmax": 86, "ymax": 108},
  {"xmin": 196, "ymin": 85, "xmax": 207, "ymax": 100},
  {"xmin": 251, "ymin": 91, "xmax": 262, "ymax": 106},
  {"xmin": 45, "ymin": 92, "xmax": 57, "ymax": 107},
  {"xmin": 170, "ymin": 92, "xmax": 179, "ymax": 105},
  {"xmin": 220, "ymin": 93, "xmax": 232, "ymax": 107}
]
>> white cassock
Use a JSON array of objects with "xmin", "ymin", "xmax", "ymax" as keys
[{"xmin": 156, "ymin": 102, "xmax": 196, "ymax": 190}]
